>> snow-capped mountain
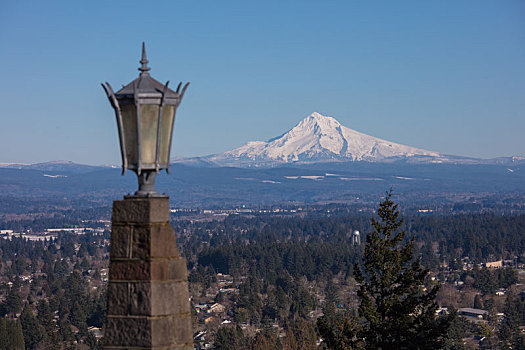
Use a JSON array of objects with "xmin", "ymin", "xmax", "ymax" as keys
[{"xmin": 207, "ymin": 112, "xmax": 443, "ymax": 167}]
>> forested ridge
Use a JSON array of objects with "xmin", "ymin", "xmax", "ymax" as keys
[{"xmin": 180, "ymin": 213, "xmax": 525, "ymax": 273}]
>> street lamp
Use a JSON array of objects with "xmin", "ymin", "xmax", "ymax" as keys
[{"xmin": 102, "ymin": 42, "xmax": 189, "ymax": 197}]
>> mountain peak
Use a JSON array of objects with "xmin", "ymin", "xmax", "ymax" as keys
[
  {"xmin": 290, "ymin": 112, "xmax": 345, "ymax": 146},
  {"xmin": 209, "ymin": 112, "xmax": 441, "ymax": 166},
  {"xmin": 299, "ymin": 112, "xmax": 341, "ymax": 129},
  {"xmin": 307, "ymin": 111, "xmax": 334, "ymax": 121}
]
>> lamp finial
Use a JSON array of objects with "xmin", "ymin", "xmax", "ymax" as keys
[{"xmin": 139, "ymin": 42, "xmax": 151, "ymax": 75}]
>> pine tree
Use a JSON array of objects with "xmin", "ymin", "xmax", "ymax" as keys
[
  {"xmin": 3, "ymin": 277, "xmax": 22, "ymax": 316},
  {"xmin": 20, "ymin": 303, "xmax": 47, "ymax": 349},
  {"xmin": 317, "ymin": 313, "xmax": 362, "ymax": 349},
  {"xmin": 214, "ymin": 326, "xmax": 246, "ymax": 350},
  {"xmin": 14, "ymin": 319, "xmax": 25, "ymax": 350},
  {"xmin": 37, "ymin": 299, "xmax": 54, "ymax": 335},
  {"xmin": 250, "ymin": 328, "xmax": 281, "ymax": 350},
  {"xmin": 352, "ymin": 190, "xmax": 453, "ymax": 349},
  {"xmin": 498, "ymin": 292, "xmax": 523, "ymax": 349},
  {"xmin": 0, "ymin": 318, "xmax": 6, "ymax": 349},
  {"xmin": 473, "ymin": 294, "xmax": 483, "ymax": 309},
  {"xmin": 283, "ymin": 319, "xmax": 318, "ymax": 350},
  {"xmin": 442, "ymin": 310, "xmax": 467, "ymax": 350},
  {"xmin": 0, "ymin": 319, "xmax": 25, "ymax": 350}
]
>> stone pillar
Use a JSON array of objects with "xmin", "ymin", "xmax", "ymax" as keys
[{"xmin": 104, "ymin": 197, "xmax": 193, "ymax": 349}]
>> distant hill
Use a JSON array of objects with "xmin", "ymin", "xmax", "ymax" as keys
[
  {"xmin": 0, "ymin": 160, "xmax": 108, "ymax": 174},
  {"xmin": 0, "ymin": 161, "xmax": 523, "ymax": 208}
]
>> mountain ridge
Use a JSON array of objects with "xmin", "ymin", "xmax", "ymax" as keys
[{"xmin": 197, "ymin": 112, "xmax": 523, "ymax": 168}]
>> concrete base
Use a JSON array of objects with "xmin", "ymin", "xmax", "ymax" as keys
[{"xmin": 104, "ymin": 197, "xmax": 193, "ymax": 349}]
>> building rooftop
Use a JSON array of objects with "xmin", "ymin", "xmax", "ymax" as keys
[{"xmin": 459, "ymin": 308, "xmax": 488, "ymax": 315}]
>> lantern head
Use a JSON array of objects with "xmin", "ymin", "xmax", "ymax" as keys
[{"xmin": 102, "ymin": 43, "xmax": 189, "ymax": 197}]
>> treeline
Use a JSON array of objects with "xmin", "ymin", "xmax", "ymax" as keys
[
  {"xmin": 197, "ymin": 240, "xmax": 360, "ymax": 282},
  {"xmin": 176, "ymin": 213, "xmax": 525, "ymax": 273},
  {"xmin": 0, "ymin": 233, "xmax": 107, "ymax": 349},
  {"xmin": 410, "ymin": 213, "xmax": 525, "ymax": 263}
]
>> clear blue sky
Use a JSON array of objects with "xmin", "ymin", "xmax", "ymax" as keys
[{"xmin": 1, "ymin": 0, "xmax": 524, "ymax": 164}]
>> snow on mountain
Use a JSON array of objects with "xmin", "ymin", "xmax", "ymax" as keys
[{"xmin": 208, "ymin": 112, "xmax": 441, "ymax": 167}]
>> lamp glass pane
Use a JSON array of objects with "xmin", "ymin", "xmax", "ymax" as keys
[
  {"xmin": 159, "ymin": 105, "xmax": 175, "ymax": 165},
  {"xmin": 139, "ymin": 104, "xmax": 159, "ymax": 166},
  {"xmin": 120, "ymin": 104, "xmax": 138, "ymax": 167}
]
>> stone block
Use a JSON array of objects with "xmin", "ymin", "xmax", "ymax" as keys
[
  {"xmin": 112, "ymin": 197, "xmax": 170, "ymax": 224},
  {"xmin": 105, "ymin": 315, "xmax": 193, "ymax": 347},
  {"xmin": 151, "ymin": 281, "xmax": 191, "ymax": 316},
  {"xmin": 107, "ymin": 281, "xmax": 192, "ymax": 318},
  {"xmin": 150, "ymin": 316, "xmax": 177, "ymax": 347},
  {"xmin": 106, "ymin": 282, "xmax": 129, "ymax": 315},
  {"xmin": 109, "ymin": 259, "xmax": 186, "ymax": 281},
  {"xmin": 106, "ymin": 315, "xmax": 191, "ymax": 347},
  {"xmin": 131, "ymin": 225, "xmax": 151, "ymax": 260},
  {"xmin": 129, "ymin": 282, "xmax": 153, "ymax": 315},
  {"xmin": 167, "ymin": 258, "xmax": 188, "ymax": 281},
  {"xmin": 170, "ymin": 313, "xmax": 193, "ymax": 347},
  {"xmin": 150, "ymin": 260, "xmax": 170, "ymax": 280},
  {"xmin": 149, "ymin": 224, "xmax": 179, "ymax": 258},
  {"xmin": 104, "ymin": 316, "xmax": 152, "ymax": 347},
  {"xmin": 130, "ymin": 224, "xmax": 180, "ymax": 260},
  {"xmin": 109, "ymin": 225, "xmax": 131, "ymax": 259},
  {"xmin": 109, "ymin": 260, "xmax": 151, "ymax": 281}
]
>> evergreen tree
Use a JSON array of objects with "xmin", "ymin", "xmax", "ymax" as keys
[
  {"xmin": 0, "ymin": 319, "xmax": 25, "ymax": 350},
  {"xmin": 351, "ymin": 190, "xmax": 453, "ymax": 349},
  {"xmin": 473, "ymin": 294, "xmax": 483, "ymax": 309},
  {"xmin": 214, "ymin": 326, "xmax": 246, "ymax": 350},
  {"xmin": 13, "ymin": 319, "xmax": 25, "ymax": 350},
  {"xmin": 282, "ymin": 319, "xmax": 318, "ymax": 350},
  {"xmin": 317, "ymin": 313, "xmax": 361, "ymax": 349},
  {"xmin": 87, "ymin": 294, "xmax": 106, "ymax": 328},
  {"xmin": 498, "ymin": 292, "xmax": 523, "ymax": 349},
  {"xmin": 250, "ymin": 328, "xmax": 281, "ymax": 350},
  {"xmin": 20, "ymin": 303, "xmax": 47, "ymax": 349},
  {"xmin": 85, "ymin": 332, "xmax": 103, "ymax": 350},
  {"xmin": 37, "ymin": 299, "xmax": 54, "ymax": 335},
  {"xmin": 0, "ymin": 319, "xmax": 5, "ymax": 349},
  {"xmin": 3, "ymin": 277, "xmax": 22, "ymax": 316},
  {"xmin": 442, "ymin": 309, "xmax": 466, "ymax": 350}
]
